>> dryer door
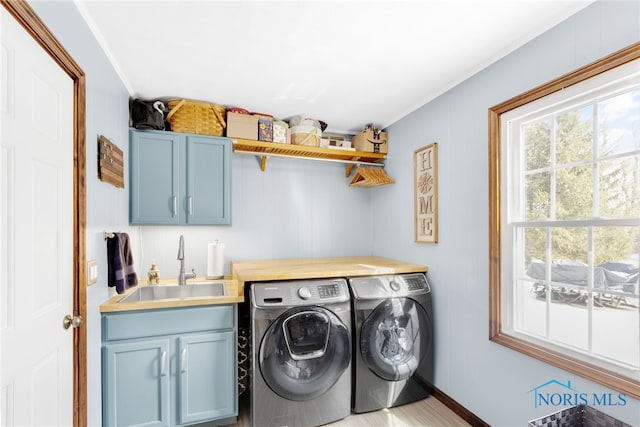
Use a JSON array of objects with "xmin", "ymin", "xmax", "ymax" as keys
[
  {"xmin": 259, "ymin": 306, "xmax": 351, "ymax": 401},
  {"xmin": 360, "ymin": 297, "xmax": 431, "ymax": 381}
]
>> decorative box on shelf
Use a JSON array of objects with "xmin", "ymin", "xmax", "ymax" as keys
[
  {"xmin": 273, "ymin": 120, "xmax": 289, "ymax": 144},
  {"xmin": 255, "ymin": 113, "xmax": 273, "ymax": 142}
]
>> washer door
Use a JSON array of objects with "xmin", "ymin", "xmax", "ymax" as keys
[
  {"xmin": 259, "ymin": 306, "xmax": 351, "ymax": 401},
  {"xmin": 360, "ymin": 297, "xmax": 431, "ymax": 381}
]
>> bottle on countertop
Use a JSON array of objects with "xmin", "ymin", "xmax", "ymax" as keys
[{"xmin": 147, "ymin": 262, "xmax": 160, "ymax": 285}]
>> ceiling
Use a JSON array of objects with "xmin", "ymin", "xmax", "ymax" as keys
[{"xmin": 75, "ymin": 0, "xmax": 593, "ymax": 134}]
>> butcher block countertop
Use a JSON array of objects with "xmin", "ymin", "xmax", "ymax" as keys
[
  {"xmin": 231, "ymin": 256, "xmax": 428, "ymax": 294},
  {"xmin": 100, "ymin": 257, "xmax": 427, "ymax": 311},
  {"xmin": 100, "ymin": 278, "xmax": 243, "ymax": 313}
]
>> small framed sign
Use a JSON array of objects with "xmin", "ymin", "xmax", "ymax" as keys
[{"xmin": 414, "ymin": 143, "xmax": 438, "ymax": 243}]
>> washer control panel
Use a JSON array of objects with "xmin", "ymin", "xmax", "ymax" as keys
[
  {"xmin": 252, "ymin": 278, "xmax": 349, "ymax": 307},
  {"xmin": 293, "ymin": 282, "xmax": 345, "ymax": 301},
  {"xmin": 318, "ymin": 283, "xmax": 342, "ymax": 299}
]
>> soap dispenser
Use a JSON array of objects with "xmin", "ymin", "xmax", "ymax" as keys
[{"xmin": 147, "ymin": 262, "xmax": 160, "ymax": 285}]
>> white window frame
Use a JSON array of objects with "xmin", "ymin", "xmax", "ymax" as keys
[{"xmin": 489, "ymin": 43, "xmax": 640, "ymax": 399}]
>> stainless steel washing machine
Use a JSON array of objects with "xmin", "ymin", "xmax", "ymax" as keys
[
  {"xmin": 348, "ymin": 273, "xmax": 433, "ymax": 413},
  {"xmin": 249, "ymin": 278, "xmax": 352, "ymax": 427}
]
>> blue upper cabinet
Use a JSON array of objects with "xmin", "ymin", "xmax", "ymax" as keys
[
  {"xmin": 185, "ymin": 136, "xmax": 231, "ymax": 225},
  {"xmin": 130, "ymin": 130, "xmax": 181, "ymax": 225},
  {"xmin": 130, "ymin": 129, "xmax": 231, "ymax": 225}
]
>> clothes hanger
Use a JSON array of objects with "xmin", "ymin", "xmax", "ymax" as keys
[{"xmin": 349, "ymin": 167, "xmax": 394, "ymax": 187}]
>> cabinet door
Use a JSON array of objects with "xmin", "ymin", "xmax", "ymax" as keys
[
  {"xmin": 130, "ymin": 130, "xmax": 181, "ymax": 224},
  {"xmin": 103, "ymin": 339, "xmax": 171, "ymax": 427},
  {"xmin": 177, "ymin": 331, "xmax": 236, "ymax": 425},
  {"xmin": 185, "ymin": 136, "xmax": 231, "ymax": 225}
]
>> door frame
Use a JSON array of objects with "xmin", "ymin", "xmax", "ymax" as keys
[{"xmin": 1, "ymin": 1, "xmax": 87, "ymax": 425}]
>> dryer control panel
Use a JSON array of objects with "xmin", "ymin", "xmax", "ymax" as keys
[
  {"xmin": 252, "ymin": 278, "xmax": 349, "ymax": 307},
  {"xmin": 406, "ymin": 275, "xmax": 429, "ymax": 291},
  {"xmin": 348, "ymin": 273, "xmax": 430, "ymax": 300}
]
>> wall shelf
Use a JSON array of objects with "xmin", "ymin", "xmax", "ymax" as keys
[{"xmin": 231, "ymin": 138, "xmax": 387, "ymax": 177}]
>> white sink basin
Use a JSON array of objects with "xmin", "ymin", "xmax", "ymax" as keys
[{"xmin": 118, "ymin": 282, "xmax": 226, "ymax": 303}]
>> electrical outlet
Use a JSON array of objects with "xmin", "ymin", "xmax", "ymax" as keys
[{"xmin": 87, "ymin": 260, "xmax": 98, "ymax": 286}]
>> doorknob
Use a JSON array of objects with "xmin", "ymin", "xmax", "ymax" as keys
[{"xmin": 62, "ymin": 314, "xmax": 83, "ymax": 329}]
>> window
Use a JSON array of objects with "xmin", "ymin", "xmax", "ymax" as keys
[{"xmin": 489, "ymin": 43, "xmax": 640, "ymax": 398}]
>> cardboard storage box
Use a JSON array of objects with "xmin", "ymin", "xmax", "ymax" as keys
[
  {"xmin": 351, "ymin": 129, "xmax": 388, "ymax": 154},
  {"xmin": 226, "ymin": 112, "xmax": 258, "ymax": 140}
]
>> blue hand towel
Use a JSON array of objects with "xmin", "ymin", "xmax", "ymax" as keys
[{"xmin": 107, "ymin": 232, "xmax": 138, "ymax": 294}]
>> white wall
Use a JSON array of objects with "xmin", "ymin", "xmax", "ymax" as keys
[
  {"xmin": 138, "ymin": 155, "xmax": 374, "ymax": 279},
  {"xmin": 373, "ymin": 1, "xmax": 640, "ymax": 425}
]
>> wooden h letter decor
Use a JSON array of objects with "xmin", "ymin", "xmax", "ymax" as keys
[{"xmin": 414, "ymin": 143, "xmax": 438, "ymax": 243}]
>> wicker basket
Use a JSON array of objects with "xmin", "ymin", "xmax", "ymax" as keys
[
  {"xmin": 166, "ymin": 99, "xmax": 226, "ymax": 136},
  {"xmin": 528, "ymin": 405, "xmax": 631, "ymax": 427},
  {"xmin": 290, "ymin": 126, "xmax": 321, "ymax": 147}
]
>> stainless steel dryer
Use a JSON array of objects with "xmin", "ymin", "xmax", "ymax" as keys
[
  {"xmin": 249, "ymin": 278, "xmax": 352, "ymax": 427},
  {"xmin": 348, "ymin": 273, "xmax": 433, "ymax": 413}
]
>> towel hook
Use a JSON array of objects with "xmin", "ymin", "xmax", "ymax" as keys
[{"xmin": 103, "ymin": 231, "xmax": 115, "ymax": 240}]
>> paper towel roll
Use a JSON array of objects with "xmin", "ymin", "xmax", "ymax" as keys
[{"xmin": 206, "ymin": 241, "xmax": 225, "ymax": 279}]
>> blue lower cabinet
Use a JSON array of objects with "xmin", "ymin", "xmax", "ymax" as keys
[
  {"xmin": 178, "ymin": 332, "xmax": 235, "ymax": 425},
  {"xmin": 103, "ymin": 339, "xmax": 171, "ymax": 427},
  {"xmin": 102, "ymin": 306, "xmax": 238, "ymax": 427}
]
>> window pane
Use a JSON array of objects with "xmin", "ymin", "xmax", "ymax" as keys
[
  {"xmin": 524, "ymin": 227, "xmax": 546, "ymax": 265},
  {"xmin": 592, "ymin": 300, "xmax": 639, "ymax": 369},
  {"xmin": 598, "ymin": 88, "xmax": 640, "ymax": 157},
  {"xmin": 524, "ymin": 118, "xmax": 551, "ymax": 170},
  {"xmin": 551, "ymin": 226, "xmax": 588, "ymax": 267},
  {"xmin": 599, "ymin": 155, "xmax": 640, "ymax": 219},
  {"xmin": 556, "ymin": 166, "xmax": 593, "ymax": 220},
  {"xmin": 556, "ymin": 106, "xmax": 593, "ymax": 165},
  {"xmin": 520, "ymin": 228, "xmax": 549, "ymax": 338},
  {"xmin": 594, "ymin": 226, "xmax": 640, "ymax": 268},
  {"xmin": 547, "ymin": 228, "xmax": 589, "ymax": 349},
  {"xmin": 549, "ymin": 297, "xmax": 589, "ymax": 350},
  {"xmin": 515, "ymin": 279, "xmax": 547, "ymax": 337},
  {"xmin": 525, "ymin": 172, "xmax": 550, "ymax": 220},
  {"xmin": 592, "ymin": 225, "xmax": 639, "ymax": 369}
]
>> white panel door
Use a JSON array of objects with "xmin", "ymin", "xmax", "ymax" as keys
[{"xmin": 1, "ymin": 8, "xmax": 74, "ymax": 426}]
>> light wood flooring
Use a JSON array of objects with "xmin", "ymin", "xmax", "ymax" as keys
[{"xmin": 231, "ymin": 395, "xmax": 471, "ymax": 427}]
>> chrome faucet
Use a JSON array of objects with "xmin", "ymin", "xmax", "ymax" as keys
[{"xmin": 177, "ymin": 235, "xmax": 196, "ymax": 286}]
